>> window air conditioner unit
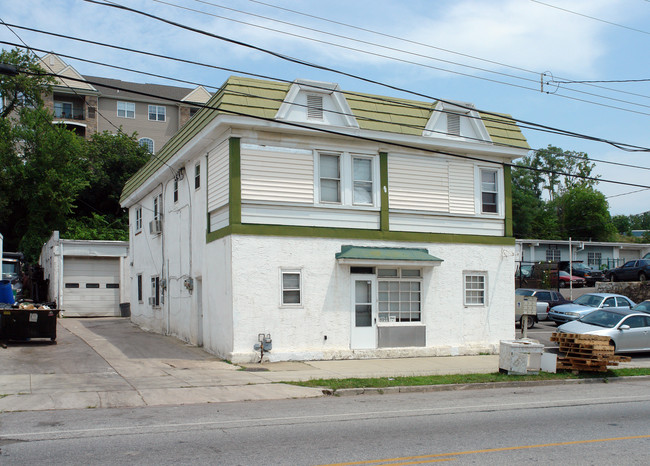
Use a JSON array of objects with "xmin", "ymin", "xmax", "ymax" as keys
[
  {"xmin": 149, "ymin": 218, "xmax": 162, "ymax": 235},
  {"xmin": 148, "ymin": 297, "xmax": 157, "ymax": 306}
]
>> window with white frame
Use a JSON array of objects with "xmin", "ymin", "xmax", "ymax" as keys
[
  {"xmin": 117, "ymin": 101, "xmax": 135, "ymax": 118},
  {"xmin": 317, "ymin": 151, "xmax": 377, "ymax": 207},
  {"xmin": 281, "ymin": 270, "xmax": 302, "ymax": 306},
  {"xmin": 464, "ymin": 272, "xmax": 487, "ymax": 306},
  {"xmin": 153, "ymin": 193, "xmax": 162, "ymax": 221},
  {"xmin": 352, "ymin": 156, "xmax": 373, "ymax": 205},
  {"xmin": 135, "ymin": 207, "xmax": 142, "ymax": 233},
  {"xmin": 546, "ymin": 245, "xmax": 561, "ymax": 262},
  {"xmin": 480, "ymin": 168, "xmax": 498, "ymax": 214},
  {"xmin": 588, "ymin": 252, "xmax": 602, "ymax": 268},
  {"xmin": 150, "ymin": 276, "xmax": 160, "ymax": 307},
  {"xmin": 137, "ymin": 274, "xmax": 143, "ymax": 302},
  {"xmin": 148, "ymin": 105, "xmax": 166, "ymax": 121},
  {"xmin": 319, "ymin": 153, "xmax": 341, "ymax": 203},
  {"xmin": 194, "ymin": 162, "xmax": 201, "ymax": 190},
  {"xmin": 139, "ymin": 137, "xmax": 154, "ymax": 153},
  {"xmin": 378, "ymin": 268, "xmax": 422, "ymax": 322}
]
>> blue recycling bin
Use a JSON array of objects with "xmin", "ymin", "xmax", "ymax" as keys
[{"xmin": 0, "ymin": 280, "xmax": 14, "ymax": 305}]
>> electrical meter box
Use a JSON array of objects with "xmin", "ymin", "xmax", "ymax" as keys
[{"xmin": 515, "ymin": 295, "xmax": 537, "ymax": 318}]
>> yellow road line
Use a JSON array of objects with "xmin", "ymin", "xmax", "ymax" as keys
[{"xmin": 317, "ymin": 434, "xmax": 650, "ymax": 465}]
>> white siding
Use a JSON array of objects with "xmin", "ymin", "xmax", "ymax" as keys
[
  {"xmin": 449, "ymin": 161, "xmax": 475, "ymax": 214},
  {"xmin": 241, "ymin": 144, "xmax": 314, "ymax": 204},
  {"xmin": 390, "ymin": 213, "xmax": 504, "ymax": 236},
  {"xmin": 242, "ymin": 204, "xmax": 380, "ymax": 229},
  {"xmin": 207, "ymin": 139, "xmax": 229, "ymax": 212},
  {"xmin": 210, "ymin": 205, "xmax": 229, "ymax": 232},
  {"xmin": 388, "ymin": 153, "xmax": 449, "ymax": 212}
]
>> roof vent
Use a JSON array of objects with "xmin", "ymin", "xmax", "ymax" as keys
[{"xmin": 307, "ymin": 94, "xmax": 324, "ymax": 120}]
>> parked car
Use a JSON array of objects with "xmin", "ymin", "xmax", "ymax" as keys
[
  {"xmin": 558, "ymin": 261, "xmax": 604, "ymax": 286},
  {"xmin": 557, "ymin": 308, "xmax": 650, "ymax": 353},
  {"xmin": 550, "ymin": 270, "xmax": 586, "ymax": 288},
  {"xmin": 607, "ymin": 259, "xmax": 650, "ymax": 282},
  {"xmin": 632, "ymin": 300, "xmax": 650, "ymax": 313},
  {"xmin": 516, "ymin": 288, "xmax": 571, "ymax": 317},
  {"xmin": 548, "ymin": 293, "xmax": 636, "ymax": 325}
]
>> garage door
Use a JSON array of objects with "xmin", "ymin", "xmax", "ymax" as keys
[{"xmin": 62, "ymin": 257, "xmax": 121, "ymax": 316}]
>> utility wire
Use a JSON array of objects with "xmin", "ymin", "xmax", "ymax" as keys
[
  {"xmin": 6, "ymin": 25, "xmax": 649, "ymax": 152},
  {"xmin": 155, "ymin": 0, "xmax": 650, "ymax": 113},
  {"xmin": 248, "ymin": 0, "xmax": 650, "ymax": 102},
  {"xmin": 78, "ymin": 1, "xmax": 650, "ymax": 152},
  {"xmin": 530, "ymin": 0, "xmax": 650, "ymax": 36},
  {"xmin": 14, "ymin": 67, "xmax": 650, "ymax": 192},
  {"xmin": 5, "ymin": 39, "xmax": 650, "ymax": 174}
]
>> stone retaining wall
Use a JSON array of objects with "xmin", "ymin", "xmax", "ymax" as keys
[{"xmin": 596, "ymin": 281, "xmax": 650, "ymax": 303}]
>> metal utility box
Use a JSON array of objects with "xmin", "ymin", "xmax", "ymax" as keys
[
  {"xmin": 499, "ymin": 339, "xmax": 544, "ymax": 375},
  {"xmin": 515, "ymin": 295, "xmax": 537, "ymax": 317}
]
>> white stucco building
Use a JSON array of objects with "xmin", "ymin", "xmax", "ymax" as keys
[{"xmin": 120, "ymin": 77, "xmax": 530, "ymax": 363}]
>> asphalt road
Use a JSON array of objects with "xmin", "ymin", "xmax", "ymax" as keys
[{"xmin": 1, "ymin": 380, "xmax": 650, "ymax": 465}]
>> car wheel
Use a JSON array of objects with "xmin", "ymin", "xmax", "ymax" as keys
[
  {"xmin": 609, "ymin": 340, "xmax": 616, "ymax": 353},
  {"xmin": 559, "ymin": 281, "xmax": 565, "ymax": 288},
  {"xmin": 640, "ymin": 272, "xmax": 647, "ymax": 282},
  {"xmin": 611, "ymin": 274, "xmax": 617, "ymax": 282}
]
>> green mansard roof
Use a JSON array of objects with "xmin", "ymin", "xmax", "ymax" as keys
[{"xmin": 121, "ymin": 76, "xmax": 529, "ymax": 203}]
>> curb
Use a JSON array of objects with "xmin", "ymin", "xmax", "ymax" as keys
[{"xmin": 322, "ymin": 374, "xmax": 650, "ymax": 397}]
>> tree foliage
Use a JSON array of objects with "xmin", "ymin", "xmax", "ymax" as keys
[
  {"xmin": 0, "ymin": 48, "xmax": 54, "ymax": 118},
  {"xmin": 0, "ymin": 48, "xmax": 149, "ymax": 261},
  {"xmin": 511, "ymin": 145, "xmax": 616, "ymax": 241}
]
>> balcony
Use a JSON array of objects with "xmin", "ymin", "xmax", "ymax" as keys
[{"xmin": 53, "ymin": 101, "xmax": 85, "ymax": 120}]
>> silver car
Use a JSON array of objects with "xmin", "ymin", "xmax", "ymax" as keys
[
  {"xmin": 548, "ymin": 293, "xmax": 635, "ymax": 325},
  {"xmin": 558, "ymin": 308, "xmax": 650, "ymax": 353}
]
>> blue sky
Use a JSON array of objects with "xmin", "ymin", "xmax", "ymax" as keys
[{"xmin": 1, "ymin": 0, "xmax": 649, "ymax": 215}]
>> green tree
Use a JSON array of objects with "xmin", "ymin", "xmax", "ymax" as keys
[
  {"xmin": 554, "ymin": 186, "xmax": 617, "ymax": 242},
  {"xmin": 1, "ymin": 48, "xmax": 54, "ymax": 118},
  {"xmin": 2, "ymin": 107, "xmax": 87, "ymax": 260},
  {"xmin": 612, "ymin": 214, "xmax": 632, "ymax": 236}
]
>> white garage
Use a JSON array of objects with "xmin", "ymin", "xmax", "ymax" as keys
[
  {"xmin": 40, "ymin": 231, "xmax": 130, "ymax": 317},
  {"xmin": 62, "ymin": 257, "xmax": 121, "ymax": 316}
]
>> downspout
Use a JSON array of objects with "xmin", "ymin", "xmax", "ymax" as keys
[{"xmin": 58, "ymin": 241, "xmax": 64, "ymax": 311}]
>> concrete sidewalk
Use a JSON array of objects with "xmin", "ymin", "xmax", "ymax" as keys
[{"xmin": 0, "ymin": 317, "xmax": 646, "ymax": 412}]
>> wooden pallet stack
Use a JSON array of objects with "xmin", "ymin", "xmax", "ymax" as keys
[{"xmin": 550, "ymin": 332, "xmax": 631, "ymax": 372}]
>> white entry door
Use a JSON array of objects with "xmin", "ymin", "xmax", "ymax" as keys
[{"xmin": 350, "ymin": 274, "xmax": 377, "ymax": 349}]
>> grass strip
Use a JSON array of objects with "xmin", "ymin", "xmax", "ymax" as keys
[{"xmin": 284, "ymin": 368, "xmax": 650, "ymax": 391}]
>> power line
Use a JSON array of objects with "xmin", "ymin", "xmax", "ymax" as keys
[
  {"xmin": 6, "ymin": 25, "xmax": 650, "ymax": 154},
  {"xmin": 77, "ymin": 1, "xmax": 650, "ymax": 152},
  {"xmin": 14, "ymin": 40, "xmax": 650, "ymax": 175},
  {"xmin": 247, "ymin": 0, "xmax": 650, "ymax": 103},
  {"xmin": 13, "ymin": 67, "xmax": 650, "ymax": 192},
  {"xmin": 530, "ymin": 0, "xmax": 650, "ymax": 36},
  {"xmin": 155, "ymin": 0, "xmax": 650, "ymax": 114}
]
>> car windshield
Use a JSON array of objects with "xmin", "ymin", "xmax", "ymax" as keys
[
  {"xmin": 572, "ymin": 264, "xmax": 589, "ymax": 270},
  {"xmin": 515, "ymin": 289, "xmax": 534, "ymax": 296},
  {"xmin": 579, "ymin": 310, "xmax": 623, "ymax": 328},
  {"xmin": 632, "ymin": 301, "xmax": 650, "ymax": 313},
  {"xmin": 573, "ymin": 294, "xmax": 604, "ymax": 307}
]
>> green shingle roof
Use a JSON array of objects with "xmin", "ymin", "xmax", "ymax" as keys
[{"xmin": 120, "ymin": 76, "xmax": 529, "ymax": 204}]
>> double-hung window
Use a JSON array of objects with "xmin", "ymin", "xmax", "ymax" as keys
[
  {"xmin": 148, "ymin": 105, "xmax": 166, "ymax": 121},
  {"xmin": 588, "ymin": 252, "xmax": 601, "ymax": 268},
  {"xmin": 317, "ymin": 151, "xmax": 377, "ymax": 207},
  {"xmin": 117, "ymin": 101, "xmax": 135, "ymax": 118},
  {"xmin": 319, "ymin": 153, "xmax": 341, "ymax": 203},
  {"xmin": 135, "ymin": 207, "xmax": 142, "ymax": 233},
  {"xmin": 194, "ymin": 162, "xmax": 201, "ymax": 190},
  {"xmin": 153, "ymin": 193, "xmax": 162, "ymax": 221},
  {"xmin": 546, "ymin": 245, "xmax": 561, "ymax": 262},
  {"xmin": 464, "ymin": 272, "xmax": 487, "ymax": 306},
  {"xmin": 352, "ymin": 157, "xmax": 373, "ymax": 205},
  {"xmin": 377, "ymin": 269, "xmax": 422, "ymax": 322},
  {"xmin": 151, "ymin": 276, "xmax": 160, "ymax": 307},
  {"xmin": 480, "ymin": 169, "xmax": 498, "ymax": 214},
  {"xmin": 137, "ymin": 274, "xmax": 143, "ymax": 302},
  {"xmin": 281, "ymin": 270, "xmax": 302, "ymax": 306}
]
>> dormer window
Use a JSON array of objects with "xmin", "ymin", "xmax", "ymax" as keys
[
  {"xmin": 424, "ymin": 101, "xmax": 491, "ymax": 142},
  {"xmin": 276, "ymin": 79, "xmax": 358, "ymax": 128}
]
